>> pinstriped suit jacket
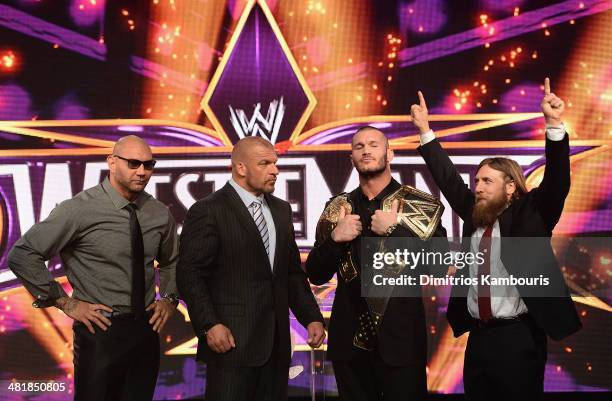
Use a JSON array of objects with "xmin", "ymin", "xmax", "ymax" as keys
[{"xmin": 177, "ymin": 183, "xmax": 323, "ymax": 367}]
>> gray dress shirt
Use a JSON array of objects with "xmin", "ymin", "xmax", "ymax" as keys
[{"xmin": 8, "ymin": 177, "xmax": 178, "ymax": 313}]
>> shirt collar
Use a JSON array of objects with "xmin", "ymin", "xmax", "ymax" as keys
[
  {"xmin": 101, "ymin": 177, "xmax": 149, "ymax": 210},
  {"xmin": 228, "ymin": 178, "xmax": 264, "ymax": 208},
  {"xmin": 358, "ymin": 177, "xmax": 401, "ymax": 202}
]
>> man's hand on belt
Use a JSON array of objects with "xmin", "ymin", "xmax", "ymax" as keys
[
  {"xmin": 55, "ymin": 296, "xmax": 113, "ymax": 334},
  {"xmin": 146, "ymin": 298, "xmax": 176, "ymax": 333}
]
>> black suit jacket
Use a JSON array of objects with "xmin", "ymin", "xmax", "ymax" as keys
[
  {"xmin": 418, "ymin": 136, "xmax": 581, "ymax": 341},
  {"xmin": 306, "ymin": 180, "xmax": 447, "ymax": 367},
  {"xmin": 177, "ymin": 183, "xmax": 324, "ymax": 367}
]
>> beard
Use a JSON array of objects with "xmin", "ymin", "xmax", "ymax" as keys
[
  {"xmin": 262, "ymin": 180, "xmax": 276, "ymax": 194},
  {"xmin": 472, "ymin": 191, "xmax": 509, "ymax": 228},
  {"xmin": 355, "ymin": 154, "xmax": 387, "ymax": 179},
  {"xmin": 245, "ymin": 176, "xmax": 276, "ymax": 195}
]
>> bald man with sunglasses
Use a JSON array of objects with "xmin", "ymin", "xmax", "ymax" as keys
[{"xmin": 8, "ymin": 135, "xmax": 179, "ymax": 401}]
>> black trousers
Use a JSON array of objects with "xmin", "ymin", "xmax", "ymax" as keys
[
  {"xmin": 464, "ymin": 316, "xmax": 547, "ymax": 401},
  {"xmin": 332, "ymin": 348, "xmax": 427, "ymax": 401},
  {"xmin": 204, "ymin": 332, "xmax": 288, "ymax": 401},
  {"xmin": 73, "ymin": 315, "xmax": 160, "ymax": 401}
]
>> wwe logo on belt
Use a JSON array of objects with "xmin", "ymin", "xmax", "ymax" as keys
[{"xmin": 228, "ymin": 97, "xmax": 286, "ymax": 144}]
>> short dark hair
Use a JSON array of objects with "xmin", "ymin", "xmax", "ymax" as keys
[{"xmin": 352, "ymin": 125, "xmax": 388, "ymax": 149}]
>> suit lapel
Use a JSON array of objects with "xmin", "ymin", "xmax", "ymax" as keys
[
  {"xmin": 346, "ymin": 188, "xmax": 361, "ymax": 266},
  {"xmin": 265, "ymin": 194, "xmax": 283, "ymax": 275},
  {"xmin": 498, "ymin": 203, "xmax": 513, "ymax": 236},
  {"xmin": 497, "ymin": 203, "xmax": 515, "ymax": 267},
  {"xmin": 221, "ymin": 184, "xmax": 272, "ymax": 273}
]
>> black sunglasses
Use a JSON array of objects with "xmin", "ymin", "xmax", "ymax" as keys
[{"xmin": 113, "ymin": 155, "xmax": 157, "ymax": 170}]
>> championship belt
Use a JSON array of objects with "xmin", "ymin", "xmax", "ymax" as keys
[
  {"xmin": 359, "ymin": 185, "xmax": 443, "ymax": 350},
  {"xmin": 315, "ymin": 194, "xmax": 380, "ymax": 350},
  {"xmin": 315, "ymin": 194, "xmax": 358, "ymax": 282},
  {"xmin": 353, "ymin": 309, "xmax": 381, "ymax": 350},
  {"xmin": 382, "ymin": 185, "xmax": 444, "ymax": 241},
  {"xmin": 315, "ymin": 187, "xmax": 443, "ymax": 351}
]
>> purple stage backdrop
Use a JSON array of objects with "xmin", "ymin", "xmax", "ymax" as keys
[{"xmin": 0, "ymin": 0, "xmax": 611, "ymax": 399}]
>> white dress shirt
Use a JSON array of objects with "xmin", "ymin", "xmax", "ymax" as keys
[
  {"xmin": 229, "ymin": 179, "xmax": 277, "ymax": 269},
  {"xmin": 467, "ymin": 221, "xmax": 528, "ymax": 319}
]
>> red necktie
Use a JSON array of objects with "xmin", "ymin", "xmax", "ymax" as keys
[{"xmin": 477, "ymin": 225, "xmax": 493, "ymax": 321}]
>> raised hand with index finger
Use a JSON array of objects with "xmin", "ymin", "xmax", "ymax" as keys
[
  {"xmin": 541, "ymin": 77, "xmax": 565, "ymax": 126},
  {"xmin": 410, "ymin": 91, "xmax": 430, "ymax": 134}
]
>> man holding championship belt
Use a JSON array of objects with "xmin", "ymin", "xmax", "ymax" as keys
[{"xmin": 306, "ymin": 126, "xmax": 448, "ymax": 401}]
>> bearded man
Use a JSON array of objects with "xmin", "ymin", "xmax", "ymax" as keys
[{"xmin": 410, "ymin": 78, "xmax": 581, "ymax": 401}]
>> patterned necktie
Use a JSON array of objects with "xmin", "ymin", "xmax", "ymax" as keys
[
  {"xmin": 251, "ymin": 200, "xmax": 269, "ymax": 255},
  {"xmin": 126, "ymin": 203, "xmax": 145, "ymax": 319},
  {"xmin": 477, "ymin": 225, "xmax": 494, "ymax": 321}
]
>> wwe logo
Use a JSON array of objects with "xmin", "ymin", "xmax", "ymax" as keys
[{"xmin": 228, "ymin": 97, "xmax": 286, "ymax": 144}]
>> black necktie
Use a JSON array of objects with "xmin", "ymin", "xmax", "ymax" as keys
[{"xmin": 126, "ymin": 203, "xmax": 145, "ymax": 319}]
